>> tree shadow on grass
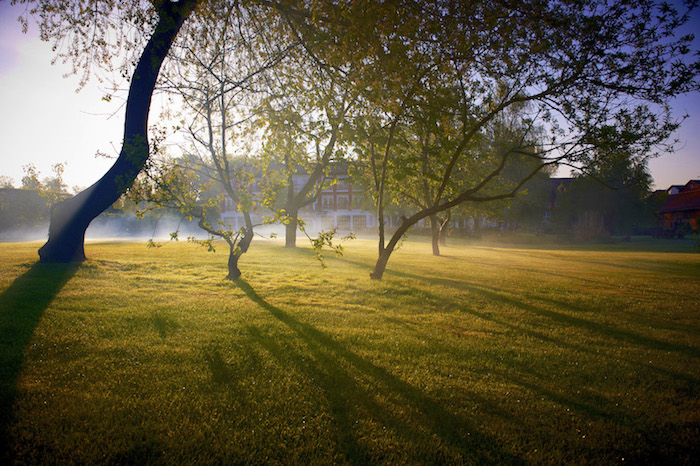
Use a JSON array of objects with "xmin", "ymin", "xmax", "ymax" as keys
[
  {"xmin": 440, "ymin": 254, "xmax": 696, "ymax": 301},
  {"xmin": 384, "ymin": 266, "xmax": 700, "ymax": 360},
  {"xmin": 236, "ymin": 278, "xmax": 517, "ymax": 464},
  {"xmin": 0, "ymin": 262, "xmax": 79, "ymax": 463}
]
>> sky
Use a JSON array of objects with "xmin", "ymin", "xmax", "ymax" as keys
[{"xmin": 0, "ymin": 2, "xmax": 699, "ymax": 192}]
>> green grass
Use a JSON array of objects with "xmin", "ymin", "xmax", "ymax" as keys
[{"xmin": 0, "ymin": 238, "xmax": 698, "ymax": 464}]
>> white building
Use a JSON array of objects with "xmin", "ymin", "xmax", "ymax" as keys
[{"xmin": 220, "ymin": 170, "xmax": 379, "ymax": 234}]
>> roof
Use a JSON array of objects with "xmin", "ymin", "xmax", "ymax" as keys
[
  {"xmin": 659, "ymin": 188, "xmax": 700, "ymax": 213},
  {"xmin": 680, "ymin": 180, "xmax": 700, "ymax": 192}
]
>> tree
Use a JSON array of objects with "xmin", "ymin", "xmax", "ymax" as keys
[
  {"xmin": 19, "ymin": 163, "xmax": 69, "ymax": 206},
  {"xmin": 292, "ymin": 0, "xmax": 699, "ymax": 279},
  {"xmin": 138, "ymin": 153, "xmax": 255, "ymax": 280},
  {"xmin": 20, "ymin": 164, "xmax": 41, "ymax": 191},
  {"xmin": 18, "ymin": 0, "xmax": 700, "ymax": 274},
  {"xmin": 23, "ymin": 0, "xmax": 345, "ymax": 262},
  {"xmin": 0, "ymin": 176, "xmax": 15, "ymax": 189},
  {"xmin": 14, "ymin": 0, "xmax": 200, "ymax": 262},
  {"xmin": 142, "ymin": 0, "xmax": 294, "ymax": 280},
  {"xmin": 0, "ymin": 163, "xmax": 70, "ymax": 235},
  {"xmin": 256, "ymin": 40, "xmax": 356, "ymax": 248}
]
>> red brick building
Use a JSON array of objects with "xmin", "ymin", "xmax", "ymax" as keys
[{"xmin": 658, "ymin": 180, "xmax": 700, "ymax": 236}]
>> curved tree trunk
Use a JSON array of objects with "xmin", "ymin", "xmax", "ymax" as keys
[
  {"xmin": 227, "ymin": 243, "xmax": 243, "ymax": 281},
  {"xmin": 38, "ymin": 0, "xmax": 197, "ymax": 263},
  {"xmin": 226, "ymin": 227, "xmax": 253, "ymax": 281},
  {"xmin": 370, "ymin": 158, "xmax": 541, "ymax": 280},
  {"xmin": 226, "ymin": 210, "xmax": 254, "ymax": 281}
]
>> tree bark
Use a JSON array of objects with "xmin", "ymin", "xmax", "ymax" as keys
[
  {"xmin": 227, "ymin": 244, "xmax": 243, "ymax": 281},
  {"xmin": 285, "ymin": 208, "xmax": 298, "ymax": 248},
  {"xmin": 370, "ymin": 217, "xmax": 413, "ymax": 280},
  {"xmin": 226, "ymin": 227, "xmax": 253, "ymax": 281},
  {"xmin": 438, "ymin": 210, "xmax": 451, "ymax": 246},
  {"xmin": 377, "ymin": 204, "xmax": 386, "ymax": 256},
  {"xmin": 429, "ymin": 214, "xmax": 440, "ymax": 256},
  {"xmin": 38, "ymin": 0, "xmax": 197, "ymax": 263}
]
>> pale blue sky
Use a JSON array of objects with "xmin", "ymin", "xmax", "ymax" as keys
[{"xmin": 0, "ymin": 2, "xmax": 698, "ymax": 191}]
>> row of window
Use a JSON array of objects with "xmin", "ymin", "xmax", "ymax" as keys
[
  {"xmin": 225, "ymin": 195, "xmax": 364, "ymax": 212},
  {"xmin": 320, "ymin": 194, "xmax": 364, "ymax": 210},
  {"xmin": 321, "ymin": 215, "xmax": 368, "ymax": 231}
]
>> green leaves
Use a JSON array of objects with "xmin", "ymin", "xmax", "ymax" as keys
[{"xmin": 308, "ymin": 227, "xmax": 353, "ymax": 268}]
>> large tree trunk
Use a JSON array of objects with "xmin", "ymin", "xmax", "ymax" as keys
[
  {"xmin": 38, "ymin": 0, "xmax": 197, "ymax": 263},
  {"xmin": 429, "ymin": 214, "xmax": 440, "ymax": 256}
]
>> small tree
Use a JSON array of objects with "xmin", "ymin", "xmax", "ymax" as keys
[
  {"xmin": 146, "ymin": 1, "xmax": 280, "ymax": 280},
  {"xmin": 256, "ymin": 50, "xmax": 356, "ymax": 248},
  {"xmin": 138, "ymin": 154, "xmax": 256, "ymax": 280},
  {"xmin": 0, "ymin": 176, "xmax": 14, "ymax": 189}
]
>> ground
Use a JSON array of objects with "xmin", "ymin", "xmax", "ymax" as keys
[{"xmin": 0, "ymin": 237, "xmax": 698, "ymax": 464}]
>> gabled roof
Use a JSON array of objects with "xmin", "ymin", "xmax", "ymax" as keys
[
  {"xmin": 659, "ymin": 187, "xmax": 700, "ymax": 213},
  {"xmin": 679, "ymin": 180, "xmax": 700, "ymax": 193}
]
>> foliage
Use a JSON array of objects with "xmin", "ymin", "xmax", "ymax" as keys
[
  {"xmin": 252, "ymin": 22, "xmax": 357, "ymax": 248},
  {"xmin": 20, "ymin": 163, "xmax": 68, "ymax": 204},
  {"xmin": 0, "ymin": 164, "xmax": 71, "ymax": 235},
  {"xmin": 308, "ymin": 228, "xmax": 355, "ymax": 268},
  {"xmin": 0, "ymin": 177, "xmax": 14, "ymax": 189},
  {"xmin": 290, "ymin": 0, "xmax": 700, "ymax": 278},
  {"xmin": 12, "ymin": 0, "xmax": 700, "ymax": 272},
  {"xmin": 557, "ymin": 152, "xmax": 654, "ymax": 238}
]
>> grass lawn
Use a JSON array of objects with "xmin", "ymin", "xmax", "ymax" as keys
[{"xmin": 0, "ymin": 238, "xmax": 698, "ymax": 464}]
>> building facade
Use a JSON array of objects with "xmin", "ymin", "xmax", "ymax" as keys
[
  {"xmin": 220, "ymin": 171, "xmax": 380, "ymax": 234},
  {"xmin": 657, "ymin": 180, "xmax": 700, "ymax": 236}
]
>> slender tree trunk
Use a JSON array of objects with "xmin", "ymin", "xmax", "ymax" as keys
[
  {"xmin": 439, "ymin": 210, "xmax": 451, "ymax": 246},
  {"xmin": 377, "ymin": 204, "xmax": 386, "ymax": 256},
  {"xmin": 37, "ymin": 0, "xmax": 197, "ymax": 263},
  {"xmin": 285, "ymin": 212, "xmax": 298, "ymax": 248},
  {"xmin": 429, "ymin": 214, "xmax": 440, "ymax": 256},
  {"xmin": 370, "ymin": 217, "xmax": 412, "ymax": 280},
  {"xmin": 226, "ymin": 226, "xmax": 253, "ymax": 281},
  {"xmin": 227, "ymin": 243, "xmax": 243, "ymax": 281}
]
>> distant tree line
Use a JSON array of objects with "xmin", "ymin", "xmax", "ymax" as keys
[{"xmin": 0, "ymin": 164, "xmax": 69, "ymax": 237}]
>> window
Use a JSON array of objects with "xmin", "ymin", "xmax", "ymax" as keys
[
  {"xmin": 322, "ymin": 195, "xmax": 334, "ymax": 210},
  {"xmin": 321, "ymin": 215, "xmax": 334, "ymax": 230},
  {"xmin": 337, "ymin": 215, "xmax": 351, "ymax": 231},
  {"xmin": 336, "ymin": 195, "xmax": 349, "ymax": 210},
  {"xmin": 352, "ymin": 194, "xmax": 363, "ymax": 210},
  {"xmin": 335, "ymin": 178, "xmax": 349, "ymax": 191},
  {"xmin": 353, "ymin": 216, "xmax": 367, "ymax": 230}
]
